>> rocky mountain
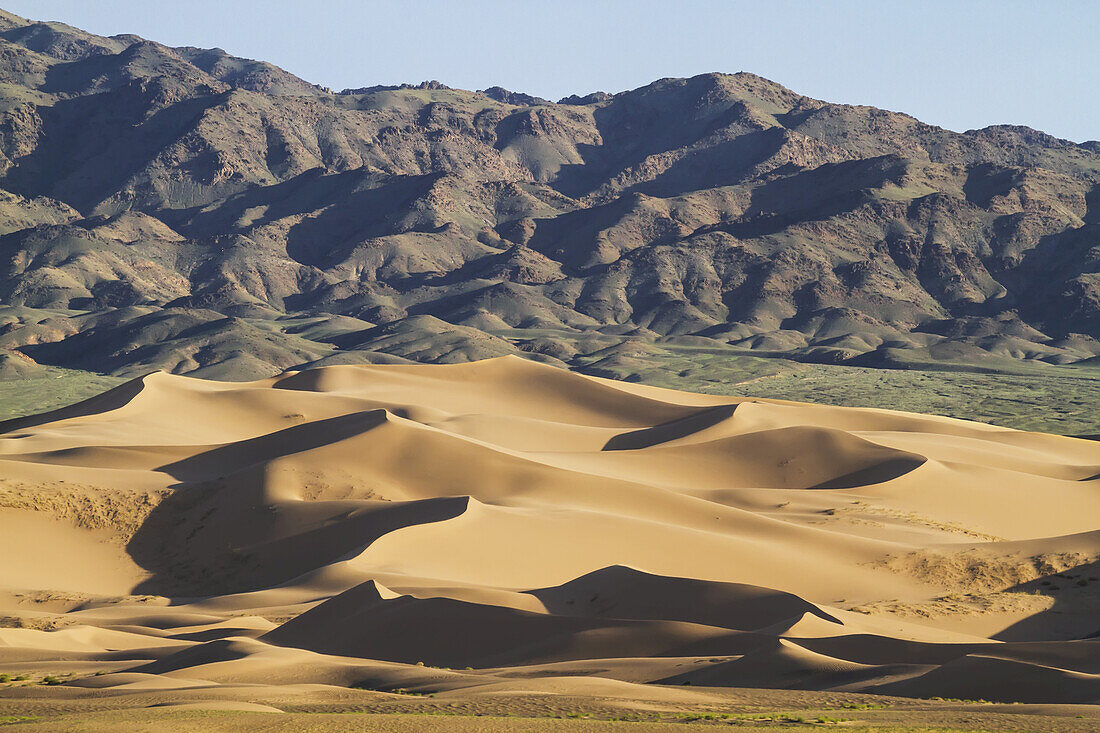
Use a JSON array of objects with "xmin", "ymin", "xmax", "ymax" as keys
[{"xmin": 0, "ymin": 7, "xmax": 1097, "ymax": 381}]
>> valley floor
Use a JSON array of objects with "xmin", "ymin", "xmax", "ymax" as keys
[
  {"xmin": 2, "ymin": 349, "xmax": 1098, "ymax": 436},
  {"xmin": 0, "ymin": 685, "xmax": 1098, "ymax": 731}
]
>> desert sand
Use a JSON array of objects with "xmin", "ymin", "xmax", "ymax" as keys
[{"xmin": 0, "ymin": 356, "xmax": 1096, "ymax": 728}]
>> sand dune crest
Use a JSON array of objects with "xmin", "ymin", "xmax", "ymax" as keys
[{"xmin": 0, "ymin": 358, "xmax": 1095, "ymax": 704}]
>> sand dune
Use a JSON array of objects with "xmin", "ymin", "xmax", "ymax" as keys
[{"xmin": 0, "ymin": 356, "xmax": 1096, "ymax": 707}]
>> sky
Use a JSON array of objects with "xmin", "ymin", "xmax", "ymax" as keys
[{"xmin": 5, "ymin": 0, "xmax": 1098, "ymax": 142}]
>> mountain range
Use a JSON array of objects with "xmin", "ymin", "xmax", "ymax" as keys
[{"xmin": 0, "ymin": 7, "xmax": 1097, "ymax": 383}]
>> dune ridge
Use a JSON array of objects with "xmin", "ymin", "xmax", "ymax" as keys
[{"xmin": 0, "ymin": 356, "xmax": 1096, "ymax": 706}]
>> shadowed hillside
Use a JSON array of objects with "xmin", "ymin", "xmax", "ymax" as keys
[{"xmin": 0, "ymin": 7, "xmax": 1095, "ymax": 400}]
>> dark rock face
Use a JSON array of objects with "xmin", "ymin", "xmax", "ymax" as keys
[
  {"xmin": 558, "ymin": 91, "xmax": 611, "ymax": 105},
  {"xmin": 0, "ymin": 9, "xmax": 1095, "ymax": 379},
  {"xmin": 478, "ymin": 86, "xmax": 550, "ymax": 106}
]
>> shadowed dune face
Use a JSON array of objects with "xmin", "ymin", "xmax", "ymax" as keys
[{"xmin": 0, "ymin": 356, "xmax": 1097, "ymax": 704}]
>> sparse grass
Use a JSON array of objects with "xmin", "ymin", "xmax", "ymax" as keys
[
  {"xmin": 350, "ymin": 682, "xmax": 431, "ymax": 697},
  {"xmin": 742, "ymin": 712, "xmax": 804, "ymax": 722},
  {"xmin": 575, "ymin": 344, "xmax": 1100, "ymax": 436},
  {"xmin": 0, "ymin": 367, "xmax": 125, "ymax": 422},
  {"xmin": 927, "ymin": 697, "xmax": 992, "ymax": 704},
  {"xmin": 3, "ymin": 339, "xmax": 1098, "ymax": 437},
  {"xmin": 0, "ymin": 698, "xmax": 1087, "ymax": 731}
]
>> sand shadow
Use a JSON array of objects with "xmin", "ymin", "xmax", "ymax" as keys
[
  {"xmin": 603, "ymin": 404, "xmax": 738, "ymax": 451},
  {"xmin": 994, "ymin": 559, "xmax": 1100, "ymax": 642},
  {"xmin": 126, "ymin": 411, "xmax": 473, "ymax": 597}
]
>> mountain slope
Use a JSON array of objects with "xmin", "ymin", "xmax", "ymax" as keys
[{"xmin": 0, "ymin": 7, "xmax": 1096, "ymax": 385}]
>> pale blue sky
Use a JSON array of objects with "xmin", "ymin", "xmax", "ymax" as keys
[{"xmin": 5, "ymin": 0, "xmax": 1097, "ymax": 142}]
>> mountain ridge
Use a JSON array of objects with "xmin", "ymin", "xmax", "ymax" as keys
[{"xmin": 0, "ymin": 7, "xmax": 1096, "ymax": 384}]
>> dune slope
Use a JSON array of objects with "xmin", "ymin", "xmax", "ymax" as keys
[{"xmin": 0, "ymin": 356, "xmax": 1096, "ymax": 705}]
